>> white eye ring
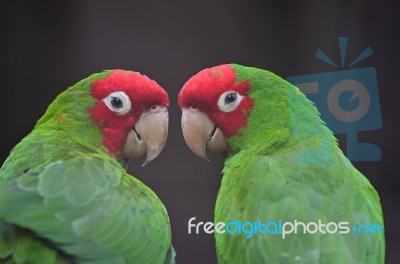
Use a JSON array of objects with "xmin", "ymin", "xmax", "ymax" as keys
[
  {"xmin": 103, "ymin": 91, "xmax": 132, "ymax": 115},
  {"xmin": 217, "ymin": 91, "xmax": 244, "ymax": 112}
]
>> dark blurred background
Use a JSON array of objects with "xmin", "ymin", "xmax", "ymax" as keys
[{"xmin": 1, "ymin": 1, "xmax": 399, "ymax": 263}]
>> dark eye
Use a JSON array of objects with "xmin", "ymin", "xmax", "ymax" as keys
[
  {"xmin": 225, "ymin": 93, "xmax": 237, "ymax": 104},
  {"xmin": 217, "ymin": 91, "xmax": 244, "ymax": 112},
  {"xmin": 111, "ymin": 97, "xmax": 123, "ymax": 108},
  {"xmin": 103, "ymin": 91, "xmax": 132, "ymax": 115}
]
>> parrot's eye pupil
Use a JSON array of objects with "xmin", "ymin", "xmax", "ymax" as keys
[
  {"xmin": 111, "ymin": 97, "xmax": 123, "ymax": 108},
  {"xmin": 217, "ymin": 91, "xmax": 244, "ymax": 113},
  {"xmin": 225, "ymin": 93, "xmax": 237, "ymax": 104},
  {"xmin": 103, "ymin": 91, "xmax": 132, "ymax": 115}
]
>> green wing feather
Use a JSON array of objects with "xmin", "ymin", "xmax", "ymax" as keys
[
  {"xmin": 0, "ymin": 156, "xmax": 172, "ymax": 264},
  {"xmin": 215, "ymin": 148, "xmax": 384, "ymax": 264},
  {"xmin": 213, "ymin": 64, "xmax": 384, "ymax": 264}
]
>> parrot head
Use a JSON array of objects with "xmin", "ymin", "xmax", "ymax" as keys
[
  {"xmin": 178, "ymin": 63, "xmax": 322, "ymax": 159},
  {"xmin": 39, "ymin": 70, "xmax": 169, "ymax": 166},
  {"xmin": 89, "ymin": 70, "xmax": 169, "ymax": 165},
  {"xmin": 178, "ymin": 64, "xmax": 253, "ymax": 159}
]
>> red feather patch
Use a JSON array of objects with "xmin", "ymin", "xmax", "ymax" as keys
[
  {"xmin": 179, "ymin": 64, "xmax": 253, "ymax": 136},
  {"xmin": 89, "ymin": 70, "xmax": 169, "ymax": 157}
]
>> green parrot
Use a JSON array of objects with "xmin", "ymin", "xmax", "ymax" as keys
[
  {"xmin": 0, "ymin": 70, "xmax": 175, "ymax": 264},
  {"xmin": 178, "ymin": 64, "xmax": 384, "ymax": 263}
]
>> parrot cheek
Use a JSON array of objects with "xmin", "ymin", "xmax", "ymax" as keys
[
  {"xmin": 122, "ymin": 106, "xmax": 169, "ymax": 166},
  {"xmin": 181, "ymin": 108, "xmax": 227, "ymax": 160}
]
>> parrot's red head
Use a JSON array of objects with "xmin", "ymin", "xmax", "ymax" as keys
[
  {"xmin": 89, "ymin": 70, "xmax": 169, "ymax": 165},
  {"xmin": 178, "ymin": 64, "xmax": 253, "ymax": 159}
]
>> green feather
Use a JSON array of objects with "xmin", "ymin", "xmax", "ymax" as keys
[
  {"xmin": 214, "ymin": 64, "xmax": 384, "ymax": 263},
  {"xmin": 0, "ymin": 71, "xmax": 174, "ymax": 264}
]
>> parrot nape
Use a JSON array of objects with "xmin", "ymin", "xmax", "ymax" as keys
[
  {"xmin": 178, "ymin": 64, "xmax": 384, "ymax": 264},
  {"xmin": 0, "ymin": 70, "xmax": 175, "ymax": 264}
]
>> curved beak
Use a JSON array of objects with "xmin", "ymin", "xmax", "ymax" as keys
[
  {"xmin": 122, "ymin": 106, "xmax": 168, "ymax": 166},
  {"xmin": 181, "ymin": 108, "xmax": 227, "ymax": 160}
]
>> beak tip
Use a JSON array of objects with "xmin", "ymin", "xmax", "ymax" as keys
[
  {"xmin": 195, "ymin": 151, "xmax": 210, "ymax": 162},
  {"xmin": 142, "ymin": 148, "xmax": 163, "ymax": 167},
  {"xmin": 141, "ymin": 157, "xmax": 154, "ymax": 167},
  {"xmin": 129, "ymin": 107, "xmax": 168, "ymax": 166}
]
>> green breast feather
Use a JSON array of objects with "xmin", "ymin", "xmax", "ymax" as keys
[
  {"xmin": 214, "ymin": 64, "xmax": 384, "ymax": 264},
  {"xmin": 0, "ymin": 71, "xmax": 174, "ymax": 264}
]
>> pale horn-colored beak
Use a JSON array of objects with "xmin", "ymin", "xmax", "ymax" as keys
[
  {"xmin": 181, "ymin": 108, "xmax": 227, "ymax": 160},
  {"xmin": 122, "ymin": 106, "xmax": 168, "ymax": 166}
]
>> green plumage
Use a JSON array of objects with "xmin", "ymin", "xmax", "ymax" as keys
[
  {"xmin": 214, "ymin": 64, "xmax": 384, "ymax": 263},
  {"xmin": 0, "ymin": 71, "xmax": 174, "ymax": 263}
]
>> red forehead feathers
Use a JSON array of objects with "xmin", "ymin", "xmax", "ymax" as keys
[
  {"xmin": 89, "ymin": 70, "xmax": 169, "ymax": 157},
  {"xmin": 91, "ymin": 70, "xmax": 169, "ymax": 108},
  {"xmin": 178, "ymin": 64, "xmax": 249, "ymax": 109},
  {"xmin": 178, "ymin": 64, "xmax": 253, "ymax": 136}
]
